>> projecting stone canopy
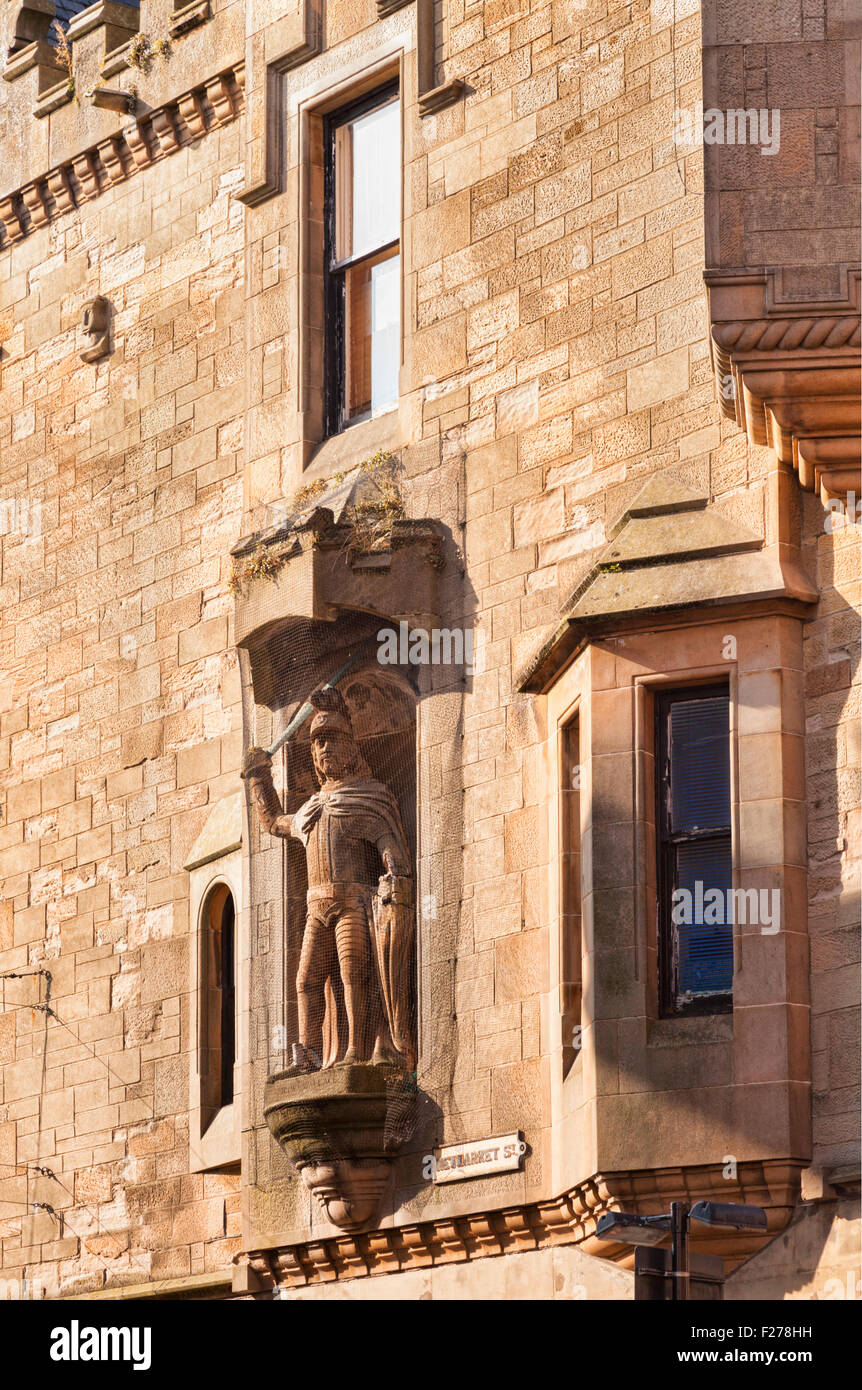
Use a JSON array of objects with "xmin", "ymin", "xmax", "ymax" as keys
[{"xmin": 232, "ymin": 481, "xmax": 446, "ymax": 705}]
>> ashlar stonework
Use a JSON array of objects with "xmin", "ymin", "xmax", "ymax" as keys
[{"xmin": 0, "ymin": 0, "xmax": 858, "ymax": 1301}]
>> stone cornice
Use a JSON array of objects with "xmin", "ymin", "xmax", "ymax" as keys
[
  {"xmin": 65, "ymin": 1, "xmax": 139, "ymax": 44},
  {"xmin": 714, "ymin": 316, "xmax": 860, "ymax": 356},
  {"xmin": 706, "ymin": 266, "xmax": 861, "ymax": 503},
  {"xmin": 0, "ymin": 61, "xmax": 245, "ymax": 248},
  {"xmin": 243, "ymin": 1159, "xmax": 802, "ymax": 1290}
]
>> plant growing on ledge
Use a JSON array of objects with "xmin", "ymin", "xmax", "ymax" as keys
[
  {"xmin": 228, "ymin": 544, "xmax": 287, "ymax": 597},
  {"xmin": 288, "ymin": 478, "xmax": 329, "ymax": 513},
  {"xmin": 123, "ymin": 33, "xmax": 173, "ymax": 76},
  {"xmin": 286, "ymin": 451, "xmax": 406, "ymax": 554},
  {"xmin": 51, "ymin": 19, "xmax": 75, "ymax": 98},
  {"xmin": 344, "ymin": 449, "xmax": 405, "ymax": 555}
]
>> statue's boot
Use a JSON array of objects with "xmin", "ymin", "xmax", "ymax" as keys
[{"xmin": 279, "ymin": 1042, "xmax": 322, "ymax": 1077}]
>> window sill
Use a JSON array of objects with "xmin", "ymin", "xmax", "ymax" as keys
[
  {"xmin": 305, "ymin": 407, "xmax": 401, "ymax": 483},
  {"xmin": 192, "ymin": 1101, "xmax": 239, "ymax": 1172},
  {"xmin": 647, "ymin": 1013, "xmax": 734, "ymax": 1049}
]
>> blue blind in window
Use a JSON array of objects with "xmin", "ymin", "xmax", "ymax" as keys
[
  {"xmin": 669, "ymin": 696, "xmax": 730, "ymax": 833},
  {"xmin": 676, "ymin": 840, "xmax": 734, "ymax": 995}
]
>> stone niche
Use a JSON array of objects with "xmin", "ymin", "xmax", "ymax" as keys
[{"xmin": 234, "ymin": 511, "xmax": 444, "ymax": 1244}]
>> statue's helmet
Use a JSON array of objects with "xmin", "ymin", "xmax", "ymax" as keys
[
  {"xmin": 308, "ymin": 686, "xmax": 353, "ymax": 741},
  {"xmin": 309, "ymin": 707, "xmax": 352, "ymax": 740}
]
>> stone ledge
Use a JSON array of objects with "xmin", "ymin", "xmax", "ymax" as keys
[
  {"xmin": 0, "ymin": 60, "xmax": 244, "ymax": 247},
  {"xmin": 34, "ymin": 74, "xmax": 75, "ymax": 116},
  {"xmin": 65, "ymin": 0, "xmax": 139, "ymax": 43},
  {"xmin": 58, "ymin": 1270, "xmax": 232, "ymax": 1300},
  {"xmin": 418, "ymin": 78, "xmax": 466, "ymax": 118}
]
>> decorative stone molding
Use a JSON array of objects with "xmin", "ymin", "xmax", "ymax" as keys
[
  {"xmin": 234, "ymin": 0, "xmax": 322, "ymax": 207},
  {"xmin": 416, "ymin": 0, "xmax": 464, "ymax": 117},
  {"xmin": 236, "ymin": 0, "xmax": 466, "ymax": 209},
  {"xmin": 706, "ymin": 267, "xmax": 861, "ymax": 504},
  {"xmin": 243, "ymin": 1159, "xmax": 802, "ymax": 1289},
  {"xmin": 0, "ymin": 62, "xmax": 244, "ymax": 247},
  {"xmin": 3, "ymin": 39, "xmax": 65, "ymax": 95},
  {"xmin": 417, "ymin": 81, "xmax": 465, "ymax": 116},
  {"xmin": 376, "ymin": 0, "xmax": 466, "ymax": 116},
  {"xmin": 169, "ymin": 1, "xmax": 210, "ymax": 39}
]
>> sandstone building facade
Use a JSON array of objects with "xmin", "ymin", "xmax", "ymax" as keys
[{"xmin": 0, "ymin": 0, "xmax": 859, "ymax": 1301}]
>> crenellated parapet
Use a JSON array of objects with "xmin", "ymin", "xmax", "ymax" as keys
[
  {"xmin": 3, "ymin": 3, "xmax": 141, "ymax": 108},
  {"xmin": 4, "ymin": 1, "xmax": 68, "ymax": 94},
  {"xmin": 0, "ymin": 58, "xmax": 244, "ymax": 247},
  {"xmin": 2, "ymin": 2, "xmax": 220, "ymax": 120}
]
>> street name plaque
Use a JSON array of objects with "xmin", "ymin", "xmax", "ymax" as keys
[{"xmin": 433, "ymin": 1132, "xmax": 527, "ymax": 1183}]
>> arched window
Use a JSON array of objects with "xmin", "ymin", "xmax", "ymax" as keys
[{"xmin": 201, "ymin": 884, "xmax": 236, "ymax": 1121}]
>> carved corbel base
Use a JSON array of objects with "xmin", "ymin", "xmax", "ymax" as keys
[
  {"xmin": 300, "ymin": 1160, "xmax": 393, "ymax": 1232},
  {"xmin": 264, "ymin": 1062, "xmax": 415, "ymax": 1233},
  {"xmin": 705, "ymin": 267, "xmax": 861, "ymax": 503}
]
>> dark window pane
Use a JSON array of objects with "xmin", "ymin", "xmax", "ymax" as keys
[
  {"xmin": 657, "ymin": 684, "xmax": 733, "ymax": 1015},
  {"xmin": 669, "ymin": 695, "xmax": 730, "ymax": 833},
  {"xmin": 675, "ymin": 839, "xmax": 734, "ymax": 996},
  {"xmin": 220, "ymin": 893, "xmax": 236, "ymax": 1107}
]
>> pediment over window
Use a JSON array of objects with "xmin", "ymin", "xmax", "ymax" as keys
[{"xmin": 517, "ymin": 473, "xmax": 818, "ymax": 694}]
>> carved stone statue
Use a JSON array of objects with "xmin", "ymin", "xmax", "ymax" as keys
[{"xmin": 242, "ymin": 688, "xmax": 415, "ymax": 1073}]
